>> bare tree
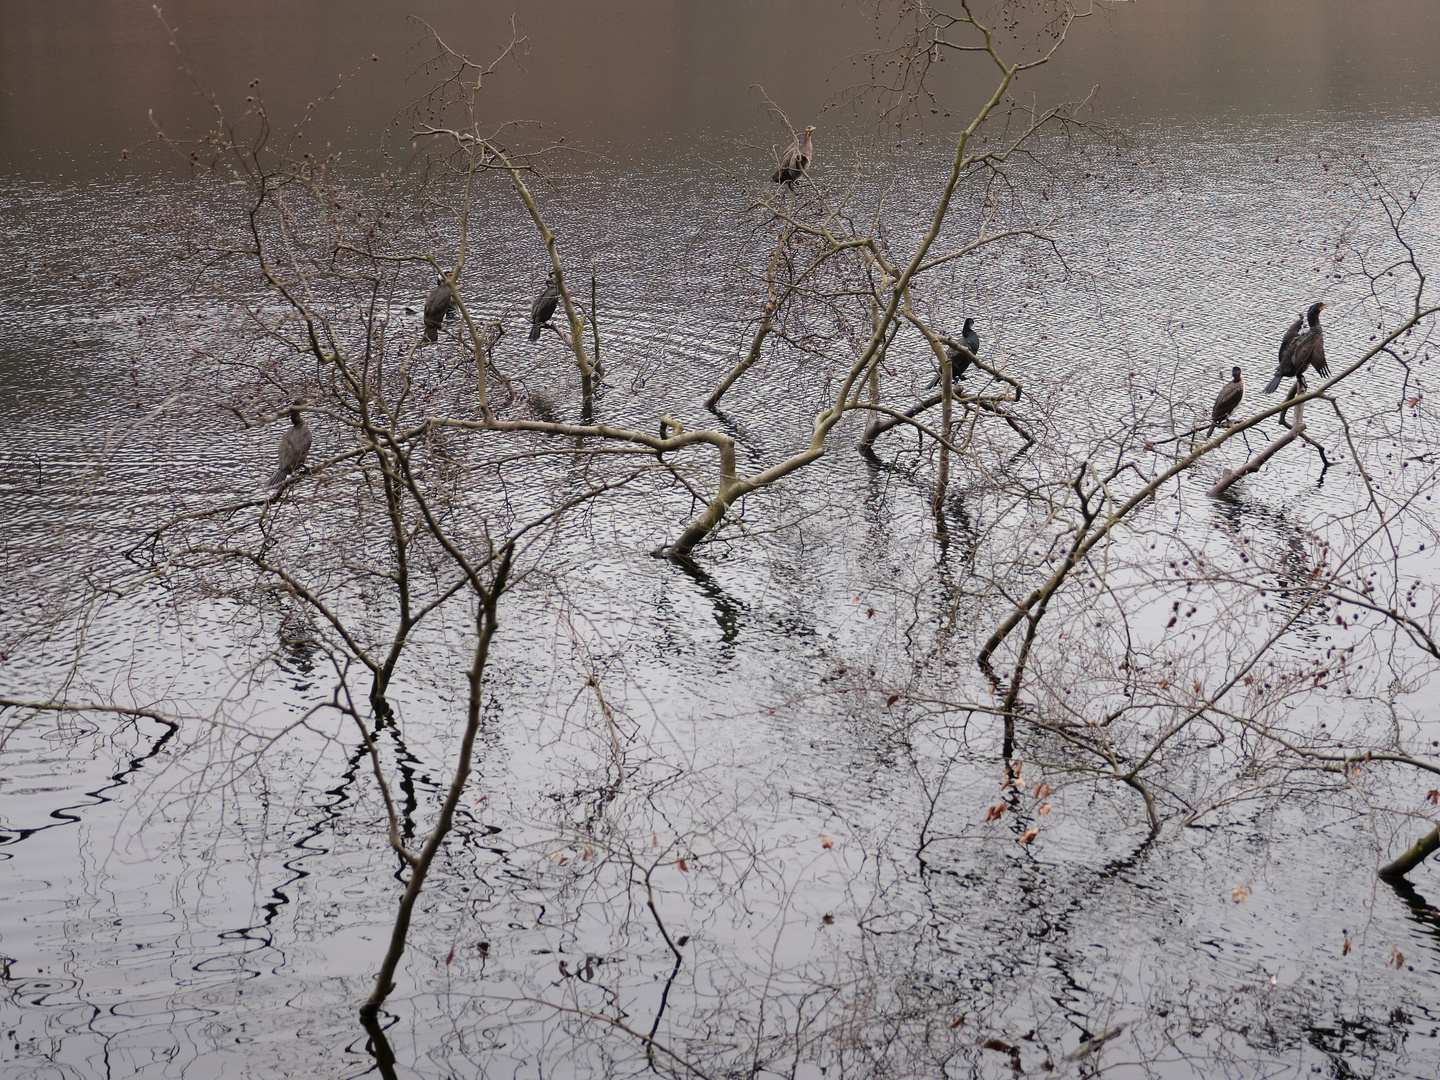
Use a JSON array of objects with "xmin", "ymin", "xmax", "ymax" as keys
[{"xmin": 11, "ymin": 4, "xmax": 1440, "ymax": 1078}]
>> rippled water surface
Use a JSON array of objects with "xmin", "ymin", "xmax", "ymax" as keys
[{"xmin": 5, "ymin": 4, "xmax": 1440, "ymax": 1079}]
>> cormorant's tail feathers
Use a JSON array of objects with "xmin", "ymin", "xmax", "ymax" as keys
[
  {"xmin": 268, "ymin": 468, "xmax": 292, "ymax": 488},
  {"xmin": 1263, "ymin": 372, "xmax": 1283, "ymax": 394},
  {"xmin": 528, "ymin": 323, "xmax": 544, "ymax": 342}
]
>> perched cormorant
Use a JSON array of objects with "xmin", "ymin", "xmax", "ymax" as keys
[
  {"xmin": 1264, "ymin": 303, "xmax": 1326, "ymax": 393},
  {"xmin": 925, "ymin": 318, "xmax": 979, "ymax": 390},
  {"xmin": 529, "ymin": 273, "xmax": 560, "ymax": 342},
  {"xmin": 423, "ymin": 275, "xmax": 455, "ymax": 343},
  {"xmin": 1292, "ymin": 302, "xmax": 1329, "ymax": 385},
  {"xmin": 1208, "ymin": 366, "xmax": 1245, "ymax": 436},
  {"xmin": 771, "ymin": 126, "xmax": 815, "ymax": 186},
  {"xmin": 268, "ymin": 401, "xmax": 312, "ymax": 487}
]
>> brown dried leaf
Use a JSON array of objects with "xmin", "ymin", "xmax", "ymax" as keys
[
  {"xmin": 1232, "ymin": 886, "xmax": 1251, "ymax": 904},
  {"xmin": 445, "ymin": 947, "xmax": 455, "ymax": 965},
  {"xmin": 678, "ymin": 858, "xmax": 689, "ymax": 872},
  {"xmin": 1018, "ymin": 828, "xmax": 1039, "ymax": 844},
  {"xmin": 821, "ymin": 836, "xmax": 833, "ymax": 849},
  {"xmin": 1035, "ymin": 783, "xmax": 1051, "ymax": 800},
  {"xmin": 1038, "ymin": 803, "xmax": 1052, "ymax": 816},
  {"xmin": 1342, "ymin": 937, "xmax": 1352, "ymax": 956},
  {"xmin": 886, "ymin": 694, "xmax": 899, "ymax": 707}
]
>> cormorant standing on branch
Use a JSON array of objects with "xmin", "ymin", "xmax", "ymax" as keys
[
  {"xmin": 268, "ymin": 401, "xmax": 312, "ymax": 487},
  {"xmin": 771, "ymin": 126, "xmax": 815, "ymax": 186},
  {"xmin": 423, "ymin": 274, "xmax": 455, "ymax": 343},
  {"xmin": 1264, "ymin": 303, "xmax": 1326, "ymax": 393},
  {"xmin": 1208, "ymin": 366, "xmax": 1244, "ymax": 436},
  {"xmin": 529, "ymin": 273, "xmax": 560, "ymax": 342},
  {"xmin": 1293, "ymin": 302, "xmax": 1329, "ymax": 385},
  {"xmin": 926, "ymin": 318, "xmax": 979, "ymax": 390}
]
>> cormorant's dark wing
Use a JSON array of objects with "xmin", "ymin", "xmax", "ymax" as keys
[
  {"xmin": 269, "ymin": 419, "xmax": 312, "ymax": 487},
  {"xmin": 1297, "ymin": 329, "xmax": 1329, "ymax": 380},
  {"xmin": 424, "ymin": 278, "xmax": 455, "ymax": 342},
  {"xmin": 771, "ymin": 128, "xmax": 813, "ymax": 186},
  {"xmin": 529, "ymin": 278, "xmax": 561, "ymax": 342},
  {"xmin": 1212, "ymin": 381, "xmax": 1242, "ymax": 426},
  {"xmin": 772, "ymin": 136, "xmax": 802, "ymax": 185},
  {"xmin": 1264, "ymin": 317, "xmax": 1304, "ymax": 394}
]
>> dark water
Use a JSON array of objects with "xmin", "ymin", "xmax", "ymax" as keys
[{"xmin": 4, "ymin": 4, "xmax": 1440, "ymax": 1079}]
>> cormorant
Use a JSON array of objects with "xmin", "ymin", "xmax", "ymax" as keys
[
  {"xmin": 268, "ymin": 401, "xmax": 312, "ymax": 487},
  {"xmin": 423, "ymin": 275, "xmax": 455, "ymax": 343},
  {"xmin": 926, "ymin": 318, "xmax": 979, "ymax": 390},
  {"xmin": 771, "ymin": 126, "xmax": 815, "ymax": 186},
  {"xmin": 1292, "ymin": 302, "xmax": 1329, "ymax": 385},
  {"xmin": 529, "ymin": 273, "xmax": 560, "ymax": 342},
  {"xmin": 1208, "ymin": 366, "xmax": 1244, "ymax": 436},
  {"xmin": 1264, "ymin": 303, "xmax": 1326, "ymax": 393}
]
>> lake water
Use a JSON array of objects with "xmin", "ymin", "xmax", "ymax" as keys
[{"xmin": 4, "ymin": 3, "xmax": 1440, "ymax": 1078}]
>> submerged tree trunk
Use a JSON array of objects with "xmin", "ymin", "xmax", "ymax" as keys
[
  {"xmin": 360, "ymin": 545, "xmax": 513, "ymax": 1020},
  {"xmin": 1379, "ymin": 824, "xmax": 1440, "ymax": 881},
  {"xmin": 1208, "ymin": 399, "xmax": 1305, "ymax": 498}
]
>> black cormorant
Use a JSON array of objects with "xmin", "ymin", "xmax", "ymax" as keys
[
  {"xmin": 1208, "ymin": 366, "xmax": 1244, "ymax": 436},
  {"xmin": 926, "ymin": 318, "xmax": 979, "ymax": 390},
  {"xmin": 1264, "ymin": 303, "xmax": 1326, "ymax": 393},
  {"xmin": 529, "ymin": 273, "xmax": 560, "ymax": 342},
  {"xmin": 423, "ymin": 275, "xmax": 455, "ymax": 343},
  {"xmin": 771, "ymin": 126, "xmax": 815, "ymax": 186},
  {"xmin": 1292, "ymin": 302, "xmax": 1329, "ymax": 385},
  {"xmin": 268, "ymin": 401, "xmax": 312, "ymax": 487}
]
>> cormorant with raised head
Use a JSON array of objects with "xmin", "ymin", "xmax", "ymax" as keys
[
  {"xmin": 1292, "ymin": 302, "xmax": 1329, "ymax": 385},
  {"xmin": 529, "ymin": 273, "xmax": 560, "ymax": 342},
  {"xmin": 1208, "ymin": 367, "xmax": 1244, "ymax": 436},
  {"xmin": 1264, "ymin": 303, "xmax": 1326, "ymax": 393},
  {"xmin": 268, "ymin": 401, "xmax": 312, "ymax": 487},
  {"xmin": 423, "ymin": 274, "xmax": 455, "ymax": 343},
  {"xmin": 771, "ymin": 126, "xmax": 815, "ymax": 186},
  {"xmin": 925, "ymin": 318, "xmax": 979, "ymax": 390}
]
